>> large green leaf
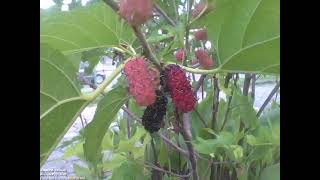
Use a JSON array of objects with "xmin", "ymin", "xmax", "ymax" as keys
[
  {"xmin": 83, "ymin": 86, "xmax": 129, "ymax": 164},
  {"xmin": 197, "ymin": 0, "xmax": 279, "ymax": 74},
  {"xmin": 259, "ymin": 163, "xmax": 280, "ymax": 180},
  {"xmin": 40, "ymin": 2, "xmax": 134, "ymax": 55},
  {"xmin": 40, "ymin": 44, "xmax": 89, "ymax": 167}
]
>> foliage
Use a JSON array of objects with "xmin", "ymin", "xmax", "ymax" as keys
[{"xmin": 40, "ymin": 0, "xmax": 280, "ymax": 179}]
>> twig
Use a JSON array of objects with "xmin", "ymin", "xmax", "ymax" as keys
[
  {"xmin": 220, "ymin": 75, "xmax": 239, "ymax": 131},
  {"xmin": 132, "ymin": 26, "xmax": 162, "ymax": 70},
  {"xmin": 220, "ymin": 92, "xmax": 233, "ymax": 132},
  {"xmin": 173, "ymin": 0, "xmax": 179, "ymax": 22},
  {"xmin": 121, "ymin": 106, "xmax": 141, "ymax": 123},
  {"xmin": 202, "ymin": 160, "xmax": 213, "ymax": 180},
  {"xmin": 180, "ymin": 112, "xmax": 198, "ymax": 180},
  {"xmin": 193, "ymin": 75, "xmax": 207, "ymax": 94},
  {"xmin": 121, "ymin": 106, "xmax": 189, "ymax": 157},
  {"xmin": 79, "ymin": 113, "xmax": 85, "ymax": 128},
  {"xmin": 224, "ymin": 73, "xmax": 233, "ymax": 88},
  {"xmin": 183, "ymin": 0, "xmax": 195, "ymax": 66},
  {"xmin": 103, "ymin": 0, "xmax": 119, "ymax": 11},
  {"xmin": 158, "ymin": 133, "xmax": 189, "ymax": 157},
  {"xmin": 243, "ymin": 73, "xmax": 252, "ymax": 96},
  {"xmin": 194, "ymin": 108, "xmax": 208, "ymax": 128},
  {"xmin": 151, "ymin": 137, "xmax": 158, "ymax": 163},
  {"xmin": 154, "ymin": 4, "xmax": 176, "ymax": 26},
  {"xmin": 125, "ymin": 102, "xmax": 131, "ymax": 139},
  {"xmin": 256, "ymin": 81, "xmax": 280, "ymax": 117},
  {"xmin": 211, "ymin": 76, "xmax": 220, "ymax": 130},
  {"xmin": 143, "ymin": 161, "xmax": 192, "ymax": 178},
  {"xmin": 251, "ymin": 74, "xmax": 256, "ymax": 104},
  {"xmin": 103, "ymin": 0, "xmax": 162, "ymax": 71}
]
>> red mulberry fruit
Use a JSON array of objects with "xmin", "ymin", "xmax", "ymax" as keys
[
  {"xmin": 124, "ymin": 57, "xmax": 158, "ymax": 106},
  {"xmin": 119, "ymin": 0, "xmax": 153, "ymax": 26},
  {"xmin": 195, "ymin": 49, "xmax": 214, "ymax": 69},
  {"xmin": 142, "ymin": 90, "xmax": 168, "ymax": 133},
  {"xmin": 175, "ymin": 49, "xmax": 185, "ymax": 62},
  {"xmin": 192, "ymin": 2, "xmax": 215, "ymax": 18},
  {"xmin": 192, "ymin": 3, "xmax": 206, "ymax": 18},
  {"xmin": 194, "ymin": 29, "xmax": 208, "ymax": 41},
  {"xmin": 164, "ymin": 65, "xmax": 196, "ymax": 112}
]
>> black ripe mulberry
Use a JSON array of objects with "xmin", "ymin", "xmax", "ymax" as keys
[{"xmin": 142, "ymin": 90, "xmax": 168, "ymax": 133}]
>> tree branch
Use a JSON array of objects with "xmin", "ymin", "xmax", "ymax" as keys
[
  {"xmin": 256, "ymin": 81, "xmax": 280, "ymax": 117},
  {"xmin": 121, "ymin": 106, "xmax": 189, "ymax": 157},
  {"xmin": 251, "ymin": 74, "xmax": 256, "ymax": 104},
  {"xmin": 194, "ymin": 108, "xmax": 208, "ymax": 128},
  {"xmin": 220, "ymin": 74, "xmax": 239, "ymax": 131},
  {"xmin": 243, "ymin": 73, "xmax": 252, "ymax": 96},
  {"xmin": 103, "ymin": 0, "xmax": 119, "ymax": 11},
  {"xmin": 211, "ymin": 76, "xmax": 220, "ymax": 130},
  {"xmin": 131, "ymin": 26, "xmax": 162, "ymax": 70},
  {"xmin": 158, "ymin": 133, "xmax": 189, "ymax": 157},
  {"xmin": 183, "ymin": 0, "xmax": 195, "ymax": 66},
  {"xmin": 103, "ymin": 0, "xmax": 162, "ymax": 71},
  {"xmin": 193, "ymin": 74, "xmax": 207, "ymax": 94},
  {"xmin": 180, "ymin": 112, "xmax": 198, "ymax": 180},
  {"xmin": 125, "ymin": 103, "xmax": 131, "ymax": 139},
  {"xmin": 154, "ymin": 4, "xmax": 176, "ymax": 26},
  {"xmin": 143, "ymin": 161, "xmax": 192, "ymax": 178}
]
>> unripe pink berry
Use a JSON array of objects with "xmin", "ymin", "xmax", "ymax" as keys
[{"xmin": 119, "ymin": 0, "xmax": 153, "ymax": 26}]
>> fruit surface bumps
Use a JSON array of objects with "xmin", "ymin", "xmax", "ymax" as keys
[
  {"xmin": 124, "ymin": 57, "xmax": 157, "ymax": 106},
  {"xmin": 142, "ymin": 90, "xmax": 168, "ymax": 133},
  {"xmin": 164, "ymin": 65, "xmax": 196, "ymax": 112},
  {"xmin": 195, "ymin": 49, "xmax": 214, "ymax": 69},
  {"xmin": 119, "ymin": 0, "xmax": 153, "ymax": 26}
]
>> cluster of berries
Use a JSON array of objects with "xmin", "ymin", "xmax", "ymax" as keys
[
  {"xmin": 124, "ymin": 58, "xmax": 196, "ymax": 132},
  {"xmin": 175, "ymin": 2, "xmax": 215, "ymax": 69}
]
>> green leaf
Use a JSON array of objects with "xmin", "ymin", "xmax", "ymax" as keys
[
  {"xmin": 40, "ymin": 2, "xmax": 134, "ymax": 55},
  {"xmin": 190, "ymin": 91, "xmax": 213, "ymax": 137},
  {"xmin": 193, "ymin": 131, "xmax": 235, "ymax": 155},
  {"xmin": 103, "ymin": 153, "xmax": 127, "ymax": 171},
  {"xmin": 73, "ymin": 164, "xmax": 94, "ymax": 180},
  {"xmin": 147, "ymin": 34, "xmax": 174, "ymax": 44},
  {"xmin": 226, "ymin": 145, "xmax": 243, "ymax": 162},
  {"xmin": 83, "ymin": 86, "xmax": 129, "ymax": 164},
  {"xmin": 158, "ymin": 139, "xmax": 168, "ymax": 167},
  {"xmin": 64, "ymin": 142, "xmax": 85, "ymax": 159},
  {"xmin": 215, "ymin": 99, "xmax": 227, "ymax": 131},
  {"xmin": 117, "ymin": 127, "xmax": 151, "ymax": 159},
  {"xmin": 40, "ymin": 44, "xmax": 89, "ymax": 167},
  {"xmin": 219, "ymin": 37, "xmax": 279, "ymax": 74},
  {"xmin": 198, "ymin": 0, "xmax": 279, "ymax": 74},
  {"xmin": 259, "ymin": 163, "xmax": 280, "ymax": 180},
  {"xmin": 111, "ymin": 160, "xmax": 148, "ymax": 180},
  {"xmin": 231, "ymin": 90, "xmax": 258, "ymax": 130},
  {"xmin": 128, "ymin": 99, "xmax": 145, "ymax": 118},
  {"xmin": 101, "ymin": 132, "xmax": 113, "ymax": 150}
]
